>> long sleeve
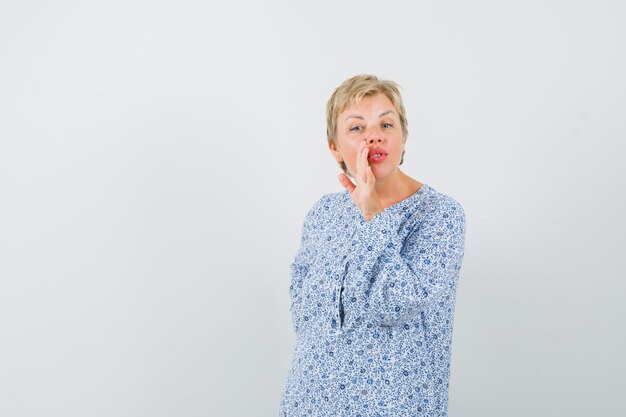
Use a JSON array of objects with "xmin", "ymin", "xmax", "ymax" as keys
[
  {"xmin": 288, "ymin": 201, "xmax": 319, "ymax": 335},
  {"xmin": 337, "ymin": 198, "xmax": 466, "ymax": 334}
]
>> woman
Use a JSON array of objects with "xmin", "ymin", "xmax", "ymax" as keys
[{"xmin": 280, "ymin": 74, "xmax": 466, "ymax": 416}]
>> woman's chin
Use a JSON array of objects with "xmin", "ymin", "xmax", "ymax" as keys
[{"xmin": 371, "ymin": 165, "xmax": 390, "ymax": 178}]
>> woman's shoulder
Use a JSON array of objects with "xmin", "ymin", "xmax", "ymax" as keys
[
  {"xmin": 419, "ymin": 185, "xmax": 466, "ymax": 224},
  {"xmin": 300, "ymin": 191, "xmax": 341, "ymax": 224},
  {"xmin": 305, "ymin": 186, "xmax": 465, "ymax": 224}
]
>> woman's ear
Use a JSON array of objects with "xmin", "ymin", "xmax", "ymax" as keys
[{"xmin": 328, "ymin": 141, "xmax": 343, "ymax": 162}]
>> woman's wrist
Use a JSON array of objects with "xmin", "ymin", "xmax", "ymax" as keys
[{"xmin": 363, "ymin": 209, "xmax": 384, "ymax": 222}]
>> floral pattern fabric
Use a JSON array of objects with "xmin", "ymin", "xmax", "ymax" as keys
[{"xmin": 280, "ymin": 183, "xmax": 466, "ymax": 417}]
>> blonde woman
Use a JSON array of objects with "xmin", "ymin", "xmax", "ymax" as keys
[{"xmin": 280, "ymin": 74, "xmax": 467, "ymax": 416}]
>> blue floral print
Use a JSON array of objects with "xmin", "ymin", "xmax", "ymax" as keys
[{"xmin": 280, "ymin": 183, "xmax": 466, "ymax": 417}]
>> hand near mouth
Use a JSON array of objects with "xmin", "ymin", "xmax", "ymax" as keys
[{"xmin": 337, "ymin": 141, "xmax": 385, "ymax": 222}]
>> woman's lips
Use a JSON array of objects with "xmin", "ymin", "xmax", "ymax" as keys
[{"xmin": 368, "ymin": 152, "xmax": 387, "ymax": 163}]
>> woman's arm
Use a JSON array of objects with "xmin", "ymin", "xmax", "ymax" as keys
[
  {"xmin": 288, "ymin": 199, "xmax": 321, "ymax": 335},
  {"xmin": 336, "ymin": 197, "xmax": 466, "ymax": 333}
]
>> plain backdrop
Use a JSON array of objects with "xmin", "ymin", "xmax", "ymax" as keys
[{"xmin": 1, "ymin": 0, "xmax": 625, "ymax": 416}]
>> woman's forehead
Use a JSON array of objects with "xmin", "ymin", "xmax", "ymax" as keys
[{"xmin": 338, "ymin": 94, "xmax": 398, "ymax": 119}]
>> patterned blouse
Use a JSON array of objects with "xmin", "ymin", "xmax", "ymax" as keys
[{"xmin": 279, "ymin": 183, "xmax": 467, "ymax": 417}]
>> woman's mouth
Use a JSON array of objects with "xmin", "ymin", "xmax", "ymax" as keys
[{"xmin": 368, "ymin": 152, "xmax": 387, "ymax": 163}]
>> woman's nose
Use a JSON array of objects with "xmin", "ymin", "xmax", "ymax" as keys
[{"xmin": 364, "ymin": 126, "xmax": 383, "ymax": 143}]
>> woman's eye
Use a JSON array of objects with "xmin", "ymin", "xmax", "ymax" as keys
[
  {"xmin": 382, "ymin": 123, "xmax": 393, "ymax": 128},
  {"xmin": 350, "ymin": 126, "xmax": 363, "ymax": 132}
]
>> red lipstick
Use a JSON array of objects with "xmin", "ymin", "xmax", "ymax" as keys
[{"xmin": 368, "ymin": 147, "xmax": 387, "ymax": 163}]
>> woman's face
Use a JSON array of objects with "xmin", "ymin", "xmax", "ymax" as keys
[{"xmin": 329, "ymin": 93, "xmax": 406, "ymax": 180}]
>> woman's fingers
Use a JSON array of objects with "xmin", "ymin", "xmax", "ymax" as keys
[
  {"xmin": 362, "ymin": 144, "xmax": 369, "ymax": 184},
  {"xmin": 366, "ymin": 164, "xmax": 374, "ymax": 185},
  {"xmin": 355, "ymin": 142, "xmax": 362, "ymax": 185},
  {"xmin": 337, "ymin": 173, "xmax": 356, "ymax": 192},
  {"xmin": 362, "ymin": 144, "xmax": 367, "ymax": 174},
  {"xmin": 357, "ymin": 141, "xmax": 368, "ymax": 186},
  {"xmin": 346, "ymin": 141, "xmax": 384, "ymax": 219}
]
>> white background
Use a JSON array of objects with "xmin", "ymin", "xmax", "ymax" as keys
[{"xmin": 1, "ymin": 0, "xmax": 625, "ymax": 416}]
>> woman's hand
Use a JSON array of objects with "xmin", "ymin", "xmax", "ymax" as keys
[{"xmin": 337, "ymin": 141, "xmax": 385, "ymax": 221}]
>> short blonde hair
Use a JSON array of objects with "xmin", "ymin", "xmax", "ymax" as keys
[{"xmin": 326, "ymin": 74, "xmax": 409, "ymax": 176}]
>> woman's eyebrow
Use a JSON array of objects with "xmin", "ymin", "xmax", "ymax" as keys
[{"xmin": 345, "ymin": 110, "xmax": 396, "ymax": 121}]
